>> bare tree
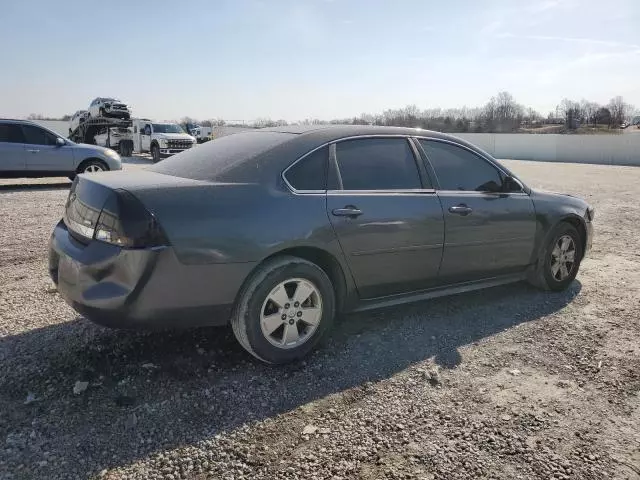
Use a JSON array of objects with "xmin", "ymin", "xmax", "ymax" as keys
[
  {"xmin": 254, "ymin": 118, "xmax": 278, "ymax": 128},
  {"xmin": 608, "ymin": 96, "xmax": 627, "ymax": 127},
  {"xmin": 580, "ymin": 100, "xmax": 600, "ymax": 127},
  {"xmin": 559, "ymin": 98, "xmax": 582, "ymax": 129},
  {"xmin": 596, "ymin": 107, "xmax": 612, "ymax": 126},
  {"xmin": 481, "ymin": 92, "xmax": 523, "ymax": 132}
]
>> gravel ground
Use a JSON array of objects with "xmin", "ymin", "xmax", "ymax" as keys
[{"xmin": 0, "ymin": 160, "xmax": 639, "ymax": 480}]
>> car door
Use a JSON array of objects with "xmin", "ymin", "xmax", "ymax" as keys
[
  {"xmin": 0, "ymin": 123, "xmax": 27, "ymax": 173},
  {"xmin": 21, "ymin": 124, "xmax": 74, "ymax": 173},
  {"xmin": 417, "ymin": 138, "xmax": 536, "ymax": 283},
  {"xmin": 141, "ymin": 124, "xmax": 151, "ymax": 151},
  {"xmin": 326, "ymin": 137, "xmax": 445, "ymax": 299}
]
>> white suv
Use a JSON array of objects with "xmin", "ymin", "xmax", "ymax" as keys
[
  {"xmin": 88, "ymin": 97, "xmax": 131, "ymax": 119},
  {"xmin": 69, "ymin": 110, "xmax": 89, "ymax": 135}
]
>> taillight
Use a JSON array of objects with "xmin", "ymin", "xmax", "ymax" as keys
[{"xmin": 94, "ymin": 190, "xmax": 168, "ymax": 248}]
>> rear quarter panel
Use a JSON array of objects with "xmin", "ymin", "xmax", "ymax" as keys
[{"xmin": 131, "ymin": 183, "xmax": 343, "ymax": 266}]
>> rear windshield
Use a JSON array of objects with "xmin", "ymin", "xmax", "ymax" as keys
[{"xmin": 149, "ymin": 131, "xmax": 295, "ymax": 182}]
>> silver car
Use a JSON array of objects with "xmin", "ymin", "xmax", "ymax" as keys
[{"xmin": 0, "ymin": 119, "xmax": 122, "ymax": 178}]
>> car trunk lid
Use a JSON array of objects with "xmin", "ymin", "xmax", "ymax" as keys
[{"xmin": 64, "ymin": 171, "xmax": 210, "ymax": 244}]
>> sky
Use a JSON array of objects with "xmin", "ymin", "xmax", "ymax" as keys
[{"xmin": 1, "ymin": 0, "xmax": 639, "ymax": 122}]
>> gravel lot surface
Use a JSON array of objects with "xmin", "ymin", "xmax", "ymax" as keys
[{"xmin": 1, "ymin": 159, "xmax": 639, "ymax": 480}]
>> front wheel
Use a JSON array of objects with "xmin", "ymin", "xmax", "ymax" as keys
[
  {"xmin": 529, "ymin": 223, "xmax": 583, "ymax": 291},
  {"xmin": 231, "ymin": 256, "xmax": 336, "ymax": 364},
  {"xmin": 79, "ymin": 159, "xmax": 108, "ymax": 174},
  {"xmin": 151, "ymin": 144, "xmax": 160, "ymax": 163}
]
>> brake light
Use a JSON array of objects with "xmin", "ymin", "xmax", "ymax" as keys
[{"xmin": 94, "ymin": 190, "xmax": 168, "ymax": 248}]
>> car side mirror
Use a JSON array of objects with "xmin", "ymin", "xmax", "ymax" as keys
[{"xmin": 56, "ymin": 137, "xmax": 66, "ymax": 147}]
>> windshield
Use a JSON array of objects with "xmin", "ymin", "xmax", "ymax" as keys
[{"xmin": 152, "ymin": 123, "xmax": 185, "ymax": 134}]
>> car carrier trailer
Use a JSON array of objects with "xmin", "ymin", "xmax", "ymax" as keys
[{"xmin": 67, "ymin": 116, "xmax": 134, "ymax": 157}]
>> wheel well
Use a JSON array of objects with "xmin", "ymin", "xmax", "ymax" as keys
[
  {"xmin": 150, "ymin": 140, "xmax": 159, "ymax": 148},
  {"xmin": 560, "ymin": 216, "xmax": 587, "ymax": 259},
  {"xmin": 263, "ymin": 247, "xmax": 348, "ymax": 313},
  {"xmin": 76, "ymin": 158, "xmax": 108, "ymax": 173}
]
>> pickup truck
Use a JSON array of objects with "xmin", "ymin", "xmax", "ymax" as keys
[{"xmin": 131, "ymin": 119, "xmax": 197, "ymax": 162}]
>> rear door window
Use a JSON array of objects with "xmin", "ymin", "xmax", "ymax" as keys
[
  {"xmin": 334, "ymin": 138, "xmax": 422, "ymax": 190},
  {"xmin": 284, "ymin": 146, "xmax": 328, "ymax": 191},
  {"xmin": 0, "ymin": 123, "xmax": 25, "ymax": 143},
  {"xmin": 419, "ymin": 140, "xmax": 503, "ymax": 192}
]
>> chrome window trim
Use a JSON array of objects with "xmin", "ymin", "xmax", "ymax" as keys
[
  {"xmin": 326, "ymin": 189, "xmax": 436, "ymax": 195},
  {"xmin": 281, "ymin": 141, "xmax": 332, "ymax": 194},
  {"xmin": 435, "ymin": 190, "xmax": 529, "ymax": 197},
  {"xmin": 330, "ymin": 135, "xmax": 430, "ymax": 194},
  {"xmin": 282, "ymin": 134, "xmax": 427, "ymax": 194},
  {"xmin": 282, "ymin": 133, "xmax": 527, "ymax": 195},
  {"xmin": 413, "ymin": 136, "xmax": 530, "ymax": 195}
]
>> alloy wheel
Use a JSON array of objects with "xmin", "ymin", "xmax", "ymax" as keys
[
  {"xmin": 550, "ymin": 234, "xmax": 576, "ymax": 281},
  {"xmin": 84, "ymin": 164, "xmax": 104, "ymax": 173},
  {"xmin": 259, "ymin": 278, "xmax": 323, "ymax": 349}
]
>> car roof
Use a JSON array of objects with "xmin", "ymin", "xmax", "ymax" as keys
[
  {"xmin": 150, "ymin": 123, "xmax": 502, "ymax": 185},
  {"xmin": 0, "ymin": 118, "xmax": 37, "ymax": 124},
  {"xmin": 260, "ymin": 123, "xmax": 461, "ymax": 140}
]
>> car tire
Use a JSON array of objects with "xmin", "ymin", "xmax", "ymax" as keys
[
  {"xmin": 231, "ymin": 256, "xmax": 336, "ymax": 364},
  {"xmin": 78, "ymin": 159, "xmax": 108, "ymax": 174},
  {"xmin": 151, "ymin": 144, "xmax": 160, "ymax": 163},
  {"xmin": 529, "ymin": 222, "xmax": 583, "ymax": 292}
]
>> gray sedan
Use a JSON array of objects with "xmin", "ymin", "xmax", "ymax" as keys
[
  {"xmin": 0, "ymin": 119, "xmax": 121, "ymax": 178},
  {"xmin": 49, "ymin": 125, "xmax": 593, "ymax": 364}
]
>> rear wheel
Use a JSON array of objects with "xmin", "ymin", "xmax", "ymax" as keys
[
  {"xmin": 78, "ymin": 159, "xmax": 108, "ymax": 174},
  {"xmin": 151, "ymin": 144, "xmax": 160, "ymax": 163},
  {"xmin": 231, "ymin": 256, "xmax": 336, "ymax": 364},
  {"xmin": 529, "ymin": 223, "xmax": 583, "ymax": 291}
]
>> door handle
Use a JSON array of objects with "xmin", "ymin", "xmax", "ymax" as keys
[
  {"xmin": 27, "ymin": 149, "xmax": 40, "ymax": 153},
  {"xmin": 449, "ymin": 204, "xmax": 473, "ymax": 216},
  {"xmin": 332, "ymin": 207, "xmax": 363, "ymax": 217}
]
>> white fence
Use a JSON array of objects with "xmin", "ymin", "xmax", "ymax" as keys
[
  {"xmin": 456, "ymin": 133, "xmax": 640, "ymax": 166},
  {"xmin": 30, "ymin": 120, "xmax": 640, "ymax": 166}
]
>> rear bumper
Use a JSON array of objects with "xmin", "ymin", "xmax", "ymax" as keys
[{"xmin": 49, "ymin": 220, "xmax": 256, "ymax": 330}]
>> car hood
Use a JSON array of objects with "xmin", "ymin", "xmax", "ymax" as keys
[
  {"xmin": 72, "ymin": 143, "xmax": 113, "ymax": 155},
  {"xmin": 530, "ymin": 188, "xmax": 590, "ymax": 210},
  {"xmin": 155, "ymin": 133, "xmax": 196, "ymax": 141}
]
